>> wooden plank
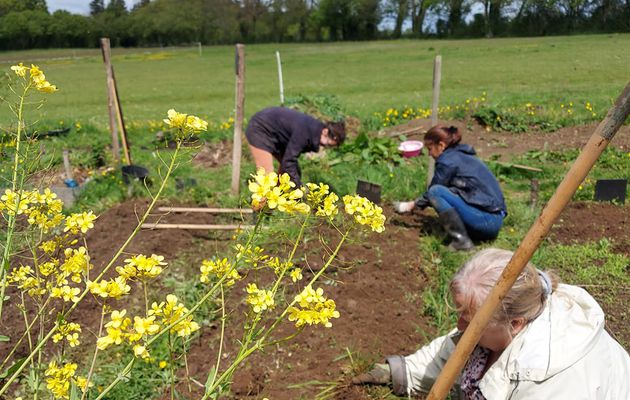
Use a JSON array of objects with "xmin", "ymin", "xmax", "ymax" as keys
[
  {"xmin": 158, "ymin": 207, "xmax": 253, "ymax": 214},
  {"xmin": 142, "ymin": 223, "xmax": 254, "ymax": 230}
]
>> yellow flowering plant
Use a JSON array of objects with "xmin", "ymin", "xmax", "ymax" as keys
[
  {"xmin": 0, "ymin": 63, "xmax": 386, "ymax": 400},
  {"xmin": 0, "ymin": 64, "xmax": 209, "ymax": 400}
]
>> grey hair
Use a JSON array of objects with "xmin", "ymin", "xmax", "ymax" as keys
[{"xmin": 449, "ymin": 248, "xmax": 559, "ymax": 324}]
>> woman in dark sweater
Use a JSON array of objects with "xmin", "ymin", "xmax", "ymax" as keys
[
  {"xmin": 245, "ymin": 107, "xmax": 345, "ymax": 187},
  {"xmin": 395, "ymin": 125, "xmax": 506, "ymax": 251}
]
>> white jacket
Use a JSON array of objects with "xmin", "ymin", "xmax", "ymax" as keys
[{"xmin": 393, "ymin": 284, "xmax": 630, "ymax": 399}]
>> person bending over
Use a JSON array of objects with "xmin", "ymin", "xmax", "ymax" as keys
[
  {"xmin": 245, "ymin": 107, "xmax": 345, "ymax": 187},
  {"xmin": 353, "ymin": 248, "xmax": 630, "ymax": 399},
  {"xmin": 395, "ymin": 125, "xmax": 506, "ymax": 251}
]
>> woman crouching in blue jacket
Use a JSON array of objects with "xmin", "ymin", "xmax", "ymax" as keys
[{"xmin": 395, "ymin": 125, "xmax": 507, "ymax": 251}]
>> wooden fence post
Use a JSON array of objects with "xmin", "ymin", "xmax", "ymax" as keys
[
  {"xmin": 100, "ymin": 38, "xmax": 120, "ymax": 163},
  {"xmin": 427, "ymin": 55, "xmax": 442, "ymax": 187},
  {"xmin": 276, "ymin": 51, "xmax": 284, "ymax": 105},
  {"xmin": 231, "ymin": 44, "xmax": 246, "ymax": 197}
]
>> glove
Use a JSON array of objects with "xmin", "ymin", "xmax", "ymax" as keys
[
  {"xmin": 393, "ymin": 201, "xmax": 416, "ymax": 214},
  {"xmin": 351, "ymin": 363, "xmax": 391, "ymax": 385}
]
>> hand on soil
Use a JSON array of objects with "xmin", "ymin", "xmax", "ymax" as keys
[{"xmin": 351, "ymin": 363, "xmax": 391, "ymax": 385}]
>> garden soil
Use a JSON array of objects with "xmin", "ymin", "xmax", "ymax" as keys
[{"xmin": 2, "ymin": 122, "xmax": 630, "ymax": 399}]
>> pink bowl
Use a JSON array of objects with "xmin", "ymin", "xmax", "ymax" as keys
[{"xmin": 398, "ymin": 141, "xmax": 424, "ymax": 158}]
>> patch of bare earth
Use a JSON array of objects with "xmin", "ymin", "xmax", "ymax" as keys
[{"xmin": 381, "ymin": 119, "xmax": 630, "ymax": 160}]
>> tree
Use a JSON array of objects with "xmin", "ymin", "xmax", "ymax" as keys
[
  {"xmin": 90, "ymin": 0, "xmax": 105, "ymax": 15},
  {"xmin": 106, "ymin": 0, "xmax": 127, "ymax": 16}
]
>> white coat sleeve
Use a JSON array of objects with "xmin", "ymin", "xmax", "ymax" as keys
[{"xmin": 389, "ymin": 329, "xmax": 460, "ymax": 396}]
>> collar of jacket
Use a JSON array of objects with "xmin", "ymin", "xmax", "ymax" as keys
[{"xmin": 478, "ymin": 284, "xmax": 605, "ymax": 398}]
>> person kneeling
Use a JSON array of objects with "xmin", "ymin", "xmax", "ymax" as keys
[
  {"xmin": 352, "ymin": 248, "xmax": 630, "ymax": 399},
  {"xmin": 394, "ymin": 125, "xmax": 506, "ymax": 251}
]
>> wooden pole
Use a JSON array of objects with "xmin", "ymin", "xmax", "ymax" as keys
[
  {"xmin": 100, "ymin": 38, "xmax": 120, "ymax": 163},
  {"xmin": 426, "ymin": 55, "xmax": 441, "ymax": 187},
  {"xmin": 231, "ymin": 44, "xmax": 245, "ymax": 196},
  {"xmin": 111, "ymin": 68, "xmax": 132, "ymax": 165},
  {"xmin": 158, "ymin": 207, "xmax": 253, "ymax": 214},
  {"xmin": 276, "ymin": 51, "xmax": 284, "ymax": 105},
  {"xmin": 426, "ymin": 81, "xmax": 630, "ymax": 400},
  {"xmin": 142, "ymin": 223, "xmax": 253, "ymax": 230}
]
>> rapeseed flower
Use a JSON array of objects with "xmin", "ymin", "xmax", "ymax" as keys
[
  {"xmin": 163, "ymin": 109, "xmax": 208, "ymax": 137},
  {"xmin": 64, "ymin": 211, "xmax": 97, "ymax": 234},
  {"xmin": 289, "ymin": 268, "xmax": 303, "ymax": 282},
  {"xmin": 200, "ymin": 258, "xmax": 240, "ymax": 286},
  {"xmin": 149, "ymin": 294, "xmax": 200, "ymax": 337},
  {"xmin": 248, "ymin": 169, "xmax": 309, "ymax": 214},
  {"xmin": 45, "ymin": 360, "xmax": 87, "ymax": 399},
  {"xmin": 342, "ymin": 195, "xmax": 386, "ymax": 232},
  {"xmin": 246, "ymin": 283, "xmax": 275, "ymax": 313},
  {"xmin": 288, "ymin": 286, "xmax": 340, "ymax": 328},
  {"xmin": 116, "ymin": 254, "xmax": 166, "ymax": 281},
  {"xmin": 87, "ymin": 276, "xmax": 131, "ymax": 299},
  {"xmin": 10, "ymin": 63, "xmax": 58, "ymax": 93},
  {"xmin": 52, "ymin": 322, "xmax": 82, "ymax": 347}
]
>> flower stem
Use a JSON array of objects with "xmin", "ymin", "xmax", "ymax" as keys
[
  {"xmin": 81, "ymin": 303, "xmax": 106, "ymax": 400},
  {"xmin": 0, "ymin": 143, "xmax": 183, "ymax": 396},
  {"xmin": 0, "ymin": 85, "xmax": 28, "ymax": 320}
]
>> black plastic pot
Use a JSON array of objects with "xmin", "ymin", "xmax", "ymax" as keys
[{"xmin": 121, "ymin": 165, "xmax": 149, "ymax": 185}]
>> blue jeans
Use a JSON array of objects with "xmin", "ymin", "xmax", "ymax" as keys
[{"xmin": 426, "ymin": 185, "xmax": 504, "ymax": 240}]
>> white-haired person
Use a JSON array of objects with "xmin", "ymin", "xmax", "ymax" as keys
[{"xmin": 352, "ymin": 248, "xmax": 630, "ymax": 399}]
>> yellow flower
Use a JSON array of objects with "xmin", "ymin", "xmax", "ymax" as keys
[
  {"xmin": 11, "ymin": 63, "xmax": 27, "ymax": 77},
  {"xmin": 159, "ymin": 360, "xmax": 168, "ymax": 369},
  {"xmin": 200, "ymin": 258, "xmax": 240, "ymax": 286},
  {"xmin": 246, "ymin": 283, "xmax": 275, "ymax": 313},
  {"xmin": 64, "ymin": 211, "xmax": 97, "ymax": 234},
  {"xmin": 133, "ymin": 344, "xmax": 150, "ymax": 359},
  {"xmin": 88, "ymin": 276, "xmax": 131, "ymax": 299},
  {"xmin": 163, "ymin": 109, "xmax": 208, "ymax": 135},
  {"xmin": 116, "ymin": 254, "xmax": 166, "ymax": 281},
  {"xmin": 289, "ymin": 268, "xmax": 303, "ymax": 282},
  {"xmin": 342, "ymin": 195, "xmax": 386, "ymax": 233},
  {"xmin": 133, "ymin": 316, "xmax": 160, "ymax": 336},
  {"xmin": 288, "ymin": 286, "xmax": 340, "ymax": 328}
]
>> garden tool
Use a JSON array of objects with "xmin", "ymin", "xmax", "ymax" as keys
[
  {"xmin": 62, "ymin": 149, "xmax": 78, "ymax": 188},
  {"xmin": 439, "ymin": 208, "xmax": 474, "ymax": 251}
]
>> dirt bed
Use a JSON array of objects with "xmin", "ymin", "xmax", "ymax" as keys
[{"xmin": 2, "ymin": 121, "xmax": 630, "ymax": 399}]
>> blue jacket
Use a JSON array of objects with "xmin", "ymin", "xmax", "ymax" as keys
[{"xmin": 424, "ymin": 144, "xmax": 506, "ymax": 214}]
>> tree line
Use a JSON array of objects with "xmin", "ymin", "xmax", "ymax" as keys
[{"xmin": 0, "ymin": 0, "xmax": 628, "ymax": 50}]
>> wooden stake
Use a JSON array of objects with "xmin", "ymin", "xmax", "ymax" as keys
[
  {"xmin": 100, "ymin": 38, "xmax": 120, "ymax": 163},
  {"xmin": 426, "ymin": 81, "xmax": 630, "ymax": 400},
  {"xmin": 142, "ymin": 223, "xmax": 253, "ymax": 230},
  {"xmin": 158, "ymin": 207, "xmax": 253, "ymax": 214},
  {"xmin": 111, "ymin": 68, "xmax": 132, "ymax": 165},
  {"xmin": 427, "ymin": 55, "xmax": 441, "ymax": 187},
  {"xmin": 231, "ymin": 44, "xmax": 245, "ymax": 196},
  {"xmin": 276, "ymin": 51, "xmax": 284, "ymax": 105}
]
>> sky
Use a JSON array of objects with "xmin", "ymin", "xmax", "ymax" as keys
[{"xmin": 47, "ymin": 0, "xmax": 141, "ymax": 15}]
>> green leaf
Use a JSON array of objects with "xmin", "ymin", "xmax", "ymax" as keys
[
  {"xmin": 0, "ymin": 335, "xmax": 9, "ymax": 342},
  {"xmin": 0, "ymin": 357, "xmax": 26, "ymax": 379}
]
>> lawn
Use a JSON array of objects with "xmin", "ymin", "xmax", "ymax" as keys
[{"xmin": 1, "ymin": 33, "xmax": 630, "ymax": 128}]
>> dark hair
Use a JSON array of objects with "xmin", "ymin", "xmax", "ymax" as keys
[
  {"xmin": 326, "ymin": 121, "xmax": 346, "ymax": 145},
  {"xmin": 424, "ymin": 125, "xmax": 462, "ymax": 149}
]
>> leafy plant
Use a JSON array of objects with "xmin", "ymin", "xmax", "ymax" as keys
[{"xmin": 330, "ymin": 132, "xmax": 403, "ymax": 166}]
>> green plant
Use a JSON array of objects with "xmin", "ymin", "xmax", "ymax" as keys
[{"xmin": 330, "ymin": 132, "xmax": 403, "ymax": 166}]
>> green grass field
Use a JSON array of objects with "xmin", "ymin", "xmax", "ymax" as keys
[{"xmin": 1, "ymin": 33, "xmax": 630, "ymax": 128}]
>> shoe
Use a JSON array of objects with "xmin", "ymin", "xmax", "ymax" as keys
[{"xmin": 438, "ymin": 208, "xmax": 474, "ymax": 251}]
